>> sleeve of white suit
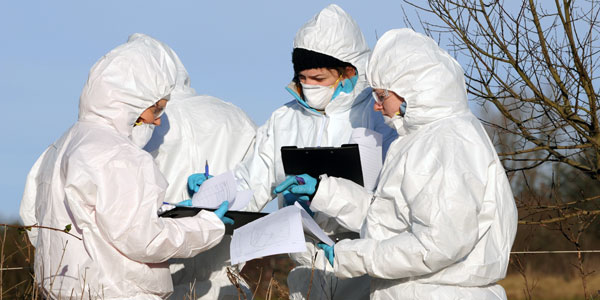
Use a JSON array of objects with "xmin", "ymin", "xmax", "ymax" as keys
[
  {"xmin": 333, "ymin": 145, "xmax": 483, "ymax": 280},
  {"xmin": 64, "ymin": 152, "xmax": 225, "ymax": 264},
  {"xmin": 310, "ymin": 175, "xmax": 373, "ymax": 232},
  {"xmin": 19, "ymin": 147, "xmax": 51, "ymax": 246},
  {"xmin": 234, "ymin": 118, "xmax": 278, "ymax": 212}
]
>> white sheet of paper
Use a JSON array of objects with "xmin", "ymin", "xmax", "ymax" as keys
[
  {"xmin": 230, "ymin": 206, "xmax": 307, "ymax": 265},
  {"xmin": 295, "ymin": 202, "xmax": 334, "ymax": 246},
  {"xmin": 191, "ymin": 171, "xmax": 238, "ymax": 209},
  {"xmin": 230, "ymin": 190, "xmax": 253, "ymax": 211},
  {"xmin": 349, "ymin": 128, "xmax": 383, "ymax": 192}
]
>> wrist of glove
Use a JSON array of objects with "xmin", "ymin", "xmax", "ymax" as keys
[
  {"xmin": 317, "ymin": 242, "xmax": 335, "ymax": 266},
  {"xmin": 178, "ymin": 199, "xmax": 193, "ymax": 206},
  {"xmin": 282, "ymin": 190, "xmax": 314, "ymax": 217},
  {"xmin": 213, "ymin": 201, "xmax": 234, "ymax": 225}
]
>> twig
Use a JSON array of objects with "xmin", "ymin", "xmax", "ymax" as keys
[
  {"xmin": 306, "ymin": 251, "xmax": 317, "ymax": 300},
  {"xmin": 226, "ymin": 267, "xmax": 246, "ymax": 300},
  {"xmin": 511, "ymin": 250, "xmax": 600, "ymax": 254},
  {"xmin": 0, "ymin": 267, "xmax": 24, "ymax": 271},
  {"xmin": 49, "ymin": 240, "xmax": 68, "ymax": 295},
  {"xmin": 1, "ymin": 225, "xmax": 6, "ymax": 300},
  {"xmin": 1, "ymin": 223, "xmax": 82, "ymax": 241},
  {"xmin": 519, "ymin": 209, "xmax": 600, "ymax": 225}
]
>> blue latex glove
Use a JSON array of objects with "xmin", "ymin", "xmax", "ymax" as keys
[
  {"xmin": 177, "ymin": 199, "xmax": 193, "ymax": 206},
  {"xmin": 282, "ymin": 190, "xmax": 314, "ymax": 217},
  {"xmin": 213, "ymin": 201, "xmax": 234, "ymax": 225},
  {"xmin": 187, "ymin": 173, "xmax": 214, "ymax": 195},
  {"xmin": 274, "ymin": 174, "xmax": 318, "ymax": 195},
  {"xmin": 317, "ymin": 242, "xmax": 335, "ymax": 266}
]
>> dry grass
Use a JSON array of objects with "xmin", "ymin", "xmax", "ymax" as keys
[
  {"xmin": 4, "ymin": 223, "xmax": 600, "ymax": 300},
  {"xmin": 500, "ymin": 273, "xmax": 600, "ymax": 300}
]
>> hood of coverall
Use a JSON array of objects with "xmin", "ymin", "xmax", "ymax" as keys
[
  {"xmin": 293, "ymin": 4, "xmax": 371, "ymax": 113},
  {"xmin": 127, "ymin": 33, "xmax": 198, "ymax": 101},
  {"xmin": 78, "ymin": 33, "xmax": 178, "ymax": 136},
  {"xmin": 367, "ymin": 28, "xmax": 470, "ymax": 135}
]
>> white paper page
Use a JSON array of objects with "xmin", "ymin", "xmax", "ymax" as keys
[
  {"xmin": 350, "ymin": 128, "xmax": 383, "ymax": 191},
  {"xmin": 230, "ymin": 206, "xmax": 307, "ymax": 265},
  {"xmin": 191, "ymin": 171, "xmax": 238, "ymax": 209},
  {"xmin": 295, "ymin": 202, "xmax": 334, "ymax": 246},
  {"xmin": 230, "ymin": 190, "xmax": 253, "ymax": 211}
]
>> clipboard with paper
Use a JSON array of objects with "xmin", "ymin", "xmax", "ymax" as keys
[
  {"xmin": 280, "ymin": 128, "xmax": 384, "ymax": 192},
  {"xmin": 281, "ymin": 144, "xmax": 365, "ymax": 187}
]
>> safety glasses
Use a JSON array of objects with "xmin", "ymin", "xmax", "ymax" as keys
[
  {"xmin": 134, "ymin": 100, "xmax": 167, "ymax": 126},
  {"xmin": 372, "ymin": 89, "xmax": 390, "ymax": 105},
  {"xmin": 150, "ymin": 101, "xmax": 166, "ymax": 119}
]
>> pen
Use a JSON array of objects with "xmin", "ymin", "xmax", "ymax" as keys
[
  {"xmin": 205, "ymin": 160, "xmax": 209, "ymax": 178},
  {"xmin": 163, "ymin": 201, "xmax": 192, "ymax": 207},
  {"xmin": 295, "ymin": 176, "xmax": 305, "ymax": 185}
]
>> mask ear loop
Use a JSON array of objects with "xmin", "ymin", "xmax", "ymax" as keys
[
  {"xmin": 134, "ymin": 120, "xmax": 143, "ymax": 127},
  {"xmin": 398, "ymin": 100, "xmax": 407, "ymax": 116},
  {"xmin": 330, "ymin": 74, "xmax": 343, "ymax": 88}
]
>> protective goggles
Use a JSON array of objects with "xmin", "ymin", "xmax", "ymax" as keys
[
  {"xmin": 134, "ymin": 101, "xmax": 166, "ymax": 126},
  {"xmin": 372, "ymin": 89, "xmax": 390, "ymax": 104},
  {"xmin": 149, "ymin": 101, "xmax": 166, "ymax": 119}
]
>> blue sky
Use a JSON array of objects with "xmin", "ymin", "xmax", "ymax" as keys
[{"xmin": 0, "ymin": 1, "xmax": 420, "ymax": 222}]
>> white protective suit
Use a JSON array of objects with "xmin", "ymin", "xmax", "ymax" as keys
[
  {"xmin": 144, "ymin": 41, "xmax": 256, "ymax": 300},
  {"xmin": 310, "ymin": 28, "xmax": 518, "ymax": 299},
  {"xmin": 19, "ymin": 34, "xmax": 225, "ymax": 299},
  {"xmin": 234, "ymin": 5, "xmax": 397, "ymax": 300}
]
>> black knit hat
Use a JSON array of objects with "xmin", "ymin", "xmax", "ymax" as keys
[{"xmin": 292, "ymin": 48, "xmax": 353, "ymax": 74}]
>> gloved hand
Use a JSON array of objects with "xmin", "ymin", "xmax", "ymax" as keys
[
  {"xmin": 274, "ymin": 174, "xmax": 318, "ymax": 195},
  {"xmin": 177, "ymin": 199, "xmax": 193, "ymax": 206},
  {"xmin": 282, "ymin": 190, "xmax": 314, "ymax": 217},
  {"xmin": 317, "ymin": 242, "xmax": 335, "ymax": 266},
  {"xmin": 275, "ymin": 174, "xmax": 317, "ymax": 216},
  {"xmin": 187, "ymin": 173, "xmax": 214, "ymax": 195},
  {"xmin": 213, "ymin": 201, "xmax": 234, "ymax": 225}
]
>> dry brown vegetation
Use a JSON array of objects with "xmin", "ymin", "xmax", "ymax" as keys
[{"xmin": 3, "ymin": 226, "xmax": 598, "ymax": 300}]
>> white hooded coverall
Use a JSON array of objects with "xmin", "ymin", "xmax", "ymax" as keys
[
  {"xmin": 310, "ymin": 28, "xmax": 518, "ymax": 299},
  {"xmin": 19, "ymin": 34, "xmax": 225, "ymax": 299},
  {"xmin": 143, "ymin": 40, "xmax": 256, "ymax": 300},
  {"xmin": 234, "ymin": 5, "xmax": 397, "ymax": 300}
]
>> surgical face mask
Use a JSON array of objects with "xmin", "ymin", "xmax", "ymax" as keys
[
  {"xmin": 300, "ymin": 82, "xmax": 337, "ymax": 110},
  {"xmin": 300, "ymin": 74, "xmax": 344, "ymax": 110},
  {"xmin": 130, "ymin": 123, "xmax": 155, "ymax": 148},
  {"xmin": 383, "ymin": 101, "xmax": 408, "ymax": 131},
  {"xmin": 383, "ymin": 114, "xmax": 401, "ymax": 127}
]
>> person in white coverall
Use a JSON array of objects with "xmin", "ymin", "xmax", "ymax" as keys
[
  {"xmin": 233, "ymin": 5, "xmax": 397, "ymax": 300},
  {"xmin": 19, "ymin": 33, "xmax": 229, "ymax": 299},
  {"xmin": 143, "ymin": 38, "xmax": 256, "ymax": 299},
  {"xmin": 306, "ymin": 29, "xmax": 518, "ymax": 299}
]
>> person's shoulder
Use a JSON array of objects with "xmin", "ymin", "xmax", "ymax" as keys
[
  {"xmin": 175, "ymin": 95, "xmax": 257, "ymax": 127},
  {"xmin": 410, "ymin": 114, "xmax": 493, "ymax": 162},
  {"xmin": 272, "ymin": 100, "xmax": 312, "ymax": 118},
  {"xmin": 68, "ymin": 123, "xmax": 151, "ymax": 168}
]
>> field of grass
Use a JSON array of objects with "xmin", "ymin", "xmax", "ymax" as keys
[
  {"xmin": 500, "ymin": 273, "xmax": 600, "ymax": 300},
  {"xmin": 3, "ymin": 224, "xmax": 600, "ymax": 299}
]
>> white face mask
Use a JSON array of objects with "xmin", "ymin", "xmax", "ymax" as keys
[
  {"xmin": 383, "ymin": 101, "xmax": 408, "ymax": 131},
  {"xmin": 383, "ymin": 114, "xmax": 407, "ymax": 135},
  {"xmin": 130, "ymin": 123, "xmax": 155, "ymax": 148},
  {"xmin": 301, "ymin": 82, "xmax": 336, "ymax": 110},
  {"xmin": 383, "ymin": 114, "xmax": 400, "ymax": 127}
]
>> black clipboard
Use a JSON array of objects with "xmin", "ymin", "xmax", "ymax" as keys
[
  {"xmin": 281, "ymin": 144, "xmax": 364, "ymax": 186},
  {"xmin": 159, "ymin": 207, "xmax": 267, "ymax": 235}
]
